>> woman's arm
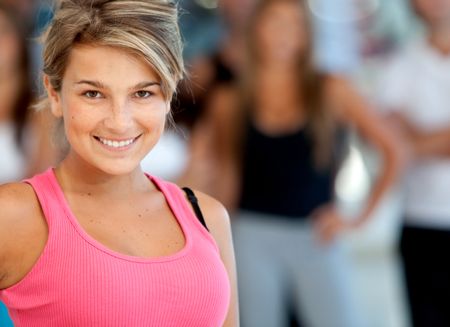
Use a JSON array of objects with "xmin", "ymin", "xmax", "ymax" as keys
[
  {"xmin": 320, "ymin": 76, "xmax": 402, "ymax": 235},
  {"xmin": 0, "ymin": 183, "xmax": 47, "ymax": 290},
  {"xmin": 194, "ymin": 190, "xmax": 240, "ymax": 327},
  {"xmin": 387, "ymin": 112, "xmax": 450, "ymax": 159}
]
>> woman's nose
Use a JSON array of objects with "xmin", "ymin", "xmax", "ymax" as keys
[{"xmin": 104, "ymin": 100, "xmax": 133, "ymax": 133}]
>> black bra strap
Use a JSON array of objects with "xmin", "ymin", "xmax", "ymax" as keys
[{"xmin": 182, "ymin": 187, "xmax": 209, "ymax": 231}]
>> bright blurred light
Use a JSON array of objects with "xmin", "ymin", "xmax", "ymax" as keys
[
  {"xmin": 335, "ymin": 145, "xmax": 370, "ymax": 204},
  {"xmin": 308, "ymin": 0, "xmax": 380, "ymax": 22}
]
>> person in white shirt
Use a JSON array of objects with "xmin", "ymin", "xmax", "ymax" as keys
[{"xmin": 378, "ymin": 0, "xmax": 450, "ymax": 325}]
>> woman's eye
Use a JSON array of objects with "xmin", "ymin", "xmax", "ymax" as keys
[
  {"xmin": 135, "ymin": 90, "xmax": 152, "ymax": 98},
  {"xmin": 84, "ymin": 91, "xmax": 102, "ymax": 98}
]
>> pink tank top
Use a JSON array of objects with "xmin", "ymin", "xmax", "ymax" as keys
[{"xmin": 0, "ymin": 169, "xmax": 230, "ymax": 326}]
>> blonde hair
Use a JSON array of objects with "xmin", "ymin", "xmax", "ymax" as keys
[{"xmin": 36, "ymin": 0, "xmax": 184, "ymax": 112}]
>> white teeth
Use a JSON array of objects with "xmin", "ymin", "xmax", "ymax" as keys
[{"xmin": 98, "ymin": 137, "xmax": 135, "ymax": 148}]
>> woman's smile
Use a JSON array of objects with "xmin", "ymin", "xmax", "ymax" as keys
[{"xmin": 94, "ymin": 134, "xmax": 142, "ymax": 151}]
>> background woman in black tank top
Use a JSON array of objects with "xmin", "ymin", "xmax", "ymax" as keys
[{"xmin": 193, "ymin": 0, "xmax": 402, "ymax": 326}]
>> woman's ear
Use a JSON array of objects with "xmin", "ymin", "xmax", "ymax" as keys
[{"xmin": 43, "ymin": 75, "xmax": 63, "ymax": 118}]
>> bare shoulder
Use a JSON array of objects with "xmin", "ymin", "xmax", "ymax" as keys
[
  {"xmin": 0, "ymin": 182, "xmax": 40, "ymax": 224},
  {"xmin": 193, "ymin": 190, "xmax": 231, "ymax": 237},
  {"xmin": 204, "ymin": 84, "xmax": 240, "ymax": 122},
  {"xmin": 207, "ymin": 84, "xmax": 239, "ymax": 108},
  {"xmin": 182, "ymin": 189, "xmax": 232, "ymax": 250},
  {"xmin": 0, "ymin": 182, "xmax": 47, "ymax": 289}
]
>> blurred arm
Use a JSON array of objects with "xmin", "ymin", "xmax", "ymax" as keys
[
  {"xmin": 328, "ymin": 76, "xmax": 403, "ymax": 226},
  {"xmin": 387, "ymin": 112, "xmax": 450, "ymax": 159}
]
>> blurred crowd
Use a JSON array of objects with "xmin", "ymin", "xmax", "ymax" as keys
[{"xmin": 1, "ymin": 0, "xmax": 450, "ymax": 326}]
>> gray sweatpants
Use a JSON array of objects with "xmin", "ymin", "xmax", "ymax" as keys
[{"xmin": 232, "ymin": 211, "xmax": 365, "ymax": 327}]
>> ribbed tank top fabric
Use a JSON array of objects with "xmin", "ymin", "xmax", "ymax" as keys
[{"xmin": 0, "ymin": 168, "xmax": 230, "ymax": 327}]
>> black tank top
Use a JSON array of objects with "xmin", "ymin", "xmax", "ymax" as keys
[{"xmin": 238, "ymin": 120, "xmax": 338, "ymax": 219}]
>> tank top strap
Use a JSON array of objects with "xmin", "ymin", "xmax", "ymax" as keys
[
  {"xmin": 149, "ymin": 176, "xmax": 219, "ymax": 251},
  {"xmin": 23, "ymin": 168, "xmax": 61, "ymax": 229}
]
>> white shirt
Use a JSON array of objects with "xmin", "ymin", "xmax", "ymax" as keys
[
  {"xmin": 140, "ymin": 129, "xmax": 188, "ymax": 182},
  {"xmin": 378, "ymin": 36, "xmax": 450, "ymax": 228},
  {"xmin": 0, "ymin": 122, "xmax": 27, "ymax": 183}
]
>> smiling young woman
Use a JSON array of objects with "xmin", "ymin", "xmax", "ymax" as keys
[
  {"xmin": 0, "ymin": 1, "xmax": 238, "ymax": 326},
  {"xmin": 46, "ymin": 44, "xmax": 170, "ymax": 177}
]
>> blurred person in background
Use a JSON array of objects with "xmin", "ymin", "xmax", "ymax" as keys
[
  {"xmin": 0, "ymin": 2, "xmax": 33, "ymax": 182},
  {"xmin": 0, "ymin": 0, "xmax": 36, "ymax": 34},
  {"xmin": 195, "ymin": 0, "xmax": 401, "ymax": 326},
  {"xmin": 377, "ymin": 0, "xmax": 450, "ymax": 326},
  {"xmin": 174, "ymin": 0, "xmax": 259, "ymax": 190},
  {"xmin": 0, "ymin": 3, "xmax": 54, "ymax": 183}
]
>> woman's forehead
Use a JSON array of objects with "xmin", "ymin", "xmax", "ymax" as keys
[{"xmin": 63, "ymin": 44, "xmax": 160, "ymax": 86}]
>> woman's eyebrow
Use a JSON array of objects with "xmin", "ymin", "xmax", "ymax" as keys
[
  {"xmin": 75, "ymin": 80, "xmax": 107, "ymax": 88},
  {"xmin": 73, "ymin": 80, "xmax": 160, "ymax": 89},
  {"xmin": 132, "ymin": 81, "xmax": 161, "ymax": 89}
]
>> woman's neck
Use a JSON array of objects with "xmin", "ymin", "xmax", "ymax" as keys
[
  {"xmin": 56, "ymin": 155, "xmax": 153, "ymax": 199},
  {"xmin": 252, "ymin": 67, "xmax": 305, "ymax": 134},
  {"xmin": 259, "ymin": 58, "xmax": 299, "ymax": 74},
  {"xmin": 256, "ymin": 66, "xmax": 302, "ymax": 106}
]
